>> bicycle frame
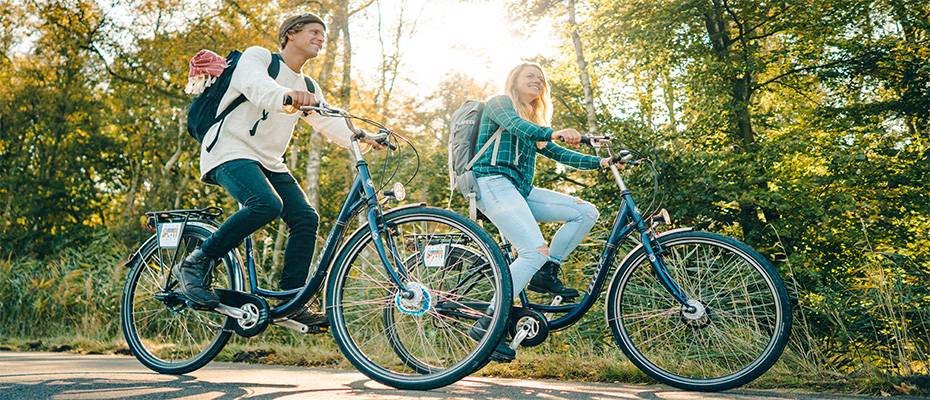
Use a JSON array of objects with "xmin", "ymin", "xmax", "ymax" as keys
[
  {"xmin": 516, "ymin": 163, "xmax": 692, "ymax": 331},
  {"xmin": 239, "ymin": 138, "xmax": 411, "ymax": 319}
]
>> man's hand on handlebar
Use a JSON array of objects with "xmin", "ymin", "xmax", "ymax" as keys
[
  {"xmin": 361, "ymin": 136, "xmax": 385, "ymax": 150},
  {"xmin": 283, "ymin": 91, "xmax": 320, "ymax": 109},
  {"xmin": 284, "ymin": 98, "xmax": 398, "ymax": 151}
]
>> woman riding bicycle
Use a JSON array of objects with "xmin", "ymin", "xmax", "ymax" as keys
[
  {"xmin": 173, "ymin": 13, "xmax": 379, "ymax": 326},
  {"xmin": 470, "ymin": 62, "xmax": 618, "ymax": 359}
]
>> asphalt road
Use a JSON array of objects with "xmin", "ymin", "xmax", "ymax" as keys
[{"xmin": 0, "ymin": 352, "xmax": 918, "ymax": 399}]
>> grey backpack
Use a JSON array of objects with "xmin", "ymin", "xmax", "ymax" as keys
[{"xmin": 447, "ymin": 100, "xmax": 506, "ymax": 220}]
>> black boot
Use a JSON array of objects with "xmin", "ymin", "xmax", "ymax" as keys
[
  {"xmin": 171, "ymin": 249, "xmax": 220, "ymax": 308},
  {"xmin": 468, "ymin": 312, "xmax": 516, "ymax": 362},
  {"xmin": 527, "ymin": 261, "xmax": 580, "ymax": 298}
]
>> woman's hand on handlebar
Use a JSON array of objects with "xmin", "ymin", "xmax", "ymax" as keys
[
  {"xmin": 552, "ymin": 128, "xmax": 582, "ymax": 145},
  {"xmin": 600, "ymin": 157, "xmax": 626, "ymax": 169}
]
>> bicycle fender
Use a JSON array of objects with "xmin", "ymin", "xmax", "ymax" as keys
[
  {"xmin": 122, "ymin": 220, "xmax": 222, "ymax": 269},
  {"xmin": 608, "ymin": 226, "xmax": 694, "ymax": 283},
  {"xmin": 124, "ymin": 234, "xmax": 159, "ymax": 269},
  {"xmin": 382, "ymin": 202, "xmax": 427, "ymax": 212}
]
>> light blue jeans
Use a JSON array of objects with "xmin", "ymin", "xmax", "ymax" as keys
[{"xmin": 475, "ymin": 175, "xmax": 599, "ymax": 301}]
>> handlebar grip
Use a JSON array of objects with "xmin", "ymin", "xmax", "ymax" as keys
[
  {"xmin": 559, "ymin": 135, "xmax": 609, "ymax": 146},
  {"xmin": 377, "ymin": 136, "xmax": 397, "ymax": 151},
  {"xmin": 283, "ymin": 95, "xmax": 301, "ymax": 114}
]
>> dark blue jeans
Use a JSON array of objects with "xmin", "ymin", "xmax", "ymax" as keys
[{"xmin": 201, "ymin": 159, "xmax": 319, "ymax": 290}]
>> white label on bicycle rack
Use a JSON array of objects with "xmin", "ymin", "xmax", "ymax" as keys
[
  {"xmin": 157, "ymin": 222, "xmax": 185, "ymax": 249},
  {"xmin": 423, "ymin": 244, "xmax": 449, "ymax": 268}
]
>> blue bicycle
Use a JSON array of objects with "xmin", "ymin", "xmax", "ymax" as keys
[
  {"xmin": 120, "ymin": 105, "xmax": 513, "ymax": 390},
  {"xmin": 470, "ymin": 135, "xmax": 792, "ymax": 391}
]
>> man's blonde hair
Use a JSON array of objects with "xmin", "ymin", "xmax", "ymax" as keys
[{"xmin": 503, "ymin": 62, "xmax": 552, "ymax": 126}]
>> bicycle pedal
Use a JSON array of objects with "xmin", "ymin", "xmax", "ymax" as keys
[
  {"xmin": 305, "ymin": 325, "xmax": 328, "ymax": 335},
  {"xmin": 186, "ymin": 299, "xmax": 218, "ymax": 311}
]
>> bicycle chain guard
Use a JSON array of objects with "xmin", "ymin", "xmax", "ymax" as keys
[
  {"xmin": 508, "ymin": 307, "xmax": 549, "ymax": 347},
  {"xmin": 215, "ymin": 289, "xmax": 271, "ymax": 337}
]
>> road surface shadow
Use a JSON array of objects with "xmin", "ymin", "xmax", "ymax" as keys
[
  {"xmin": 0, "ymin": 369, "xmax": 891, "ymax": 399},
  {"xmin": 0, "ymin": 374, "xmax": 344, "ymax": 400}
]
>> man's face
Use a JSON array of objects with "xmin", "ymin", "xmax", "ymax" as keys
[{"xmin": 288, "ymin": 22, "xmax": 326, "ymax": 58}]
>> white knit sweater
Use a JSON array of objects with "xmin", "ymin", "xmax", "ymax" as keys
[{"xmin": 199, "ymin": 46, "xmax": 353, "ymax": 181}]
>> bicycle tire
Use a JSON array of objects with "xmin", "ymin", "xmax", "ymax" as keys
[
  {"xmin": 120, "ymin": 223, "xmax": 242, "ymax": 374},
  {"xmin": 326, "ymin": 206, "xmax": 512, "ymax": 390},
  {"xmin": 606, "ymin": 230, "xmax": 791, "ymax": 391}
]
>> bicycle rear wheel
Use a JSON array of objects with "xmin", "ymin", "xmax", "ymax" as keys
[
  {"xmin": 606, "ymin": 230, "xmax": 791, "ymax": 391},
  {"xmin": 327, "ymin": 206, "xmax": 511, "ymax": 390},
  {"xmin": 120, "ymin": 223, "xmax": 242, "ymax": 374}
]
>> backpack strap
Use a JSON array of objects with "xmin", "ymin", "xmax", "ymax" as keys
[
  {"xmin": 304, "ymin": 76, "xmax": 316, "ymax": 93},
  {"xmin": 465, "ymin": 127, "xmax": 503, "ymax": 170},
  {"xmin": 206, "ymin": 51, "xmax": 285, "ymax": 152},
  {"xmin": 268, "ymin": 53, "xmax": 283, "ymax": 79}
]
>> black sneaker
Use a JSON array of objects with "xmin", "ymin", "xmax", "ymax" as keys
[
  {"xmin": 172, "ymin": 249, "xmax": 220, "ymax": 308},
  {"xmin": 468, "ymin": 315, "xmax": 516, "ymax": 363},
  {"xmin": 528, "ymin": 261, "xmax": 580, "ymax": 298}
]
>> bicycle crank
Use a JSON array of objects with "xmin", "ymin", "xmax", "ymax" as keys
[
  {"xmin": 214, "ymin": 289, "xmax": 271, "ymax": 337},
  {"xmin": 508, "ymin": 307, "xmax": 549, "ymax": 349}
]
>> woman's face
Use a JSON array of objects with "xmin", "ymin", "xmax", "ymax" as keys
[{"xmin": 514, "ymin": 66, "xmax": 545, "ymax": 101}]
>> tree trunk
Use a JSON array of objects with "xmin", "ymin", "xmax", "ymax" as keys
[
  {"xmin": 303, "ymin": 2, "xmax": 347, "ymax": 212},
  {"xmin": 340, "ymin": 21, "xmax": 352, "ymax": 107},
  {"xmin": 704, "ymin": 0, "xmax": 765, "ymax": 243},
  {"xmin": 172, "ymin": 166, "xmax": 190, "ymax": 209},
  {"xmin": 568, "ymin": 0, "xmax": 597, "ymax": 134},
  {"xmin": 123, "ymin": 159, "xmax": 140, "ymax": 220},
  {"xmin": 272, "ymin": 144, "xmax": 300, "ymax": 268},
  {"xmin": 633, "ymin": 68, "xmax": 655, "ymax": 128},
  {"xmin": 661, "ymin": 67, "xmax": 677, "ymax": 133}
]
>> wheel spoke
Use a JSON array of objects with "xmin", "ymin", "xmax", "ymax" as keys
[
  {"xmin": 123, "ymin": 231, "xmax": 229, "ymax": 371},
  {"xmin": 614, "ymin": 236, "xmax": 786, "ymax": 386},
  {"xmin": 331, "ymin": 212, "xmax": 506, "ymax": 385}
]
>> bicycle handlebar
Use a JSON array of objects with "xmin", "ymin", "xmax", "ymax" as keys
[
  {"xmin": 580, "ymin": 135, "xmax": 610, "ymax": 146},
  {"xmin": 283, "ymin": 96, "xmax": 397, "ymax": 150},
  {"xmin": 557, "ymin": 134, "xmax": 638, "ymax": 166}
]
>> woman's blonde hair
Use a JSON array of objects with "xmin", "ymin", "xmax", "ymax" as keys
[{"xmin": 504, "ymin": 62, "xmax": 552, "ymax": 126}]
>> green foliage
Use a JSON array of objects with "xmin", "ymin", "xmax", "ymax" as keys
[
  {"xmin": 0, "ymin": 0, "xmax": 927, "ymax": 391},
  {"xmin": 0, "ymin": 230, "xmax": 127, "ymax": 338}
]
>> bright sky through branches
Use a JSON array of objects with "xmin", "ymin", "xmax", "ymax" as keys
[
  {"xmin": 13, "ymin": 0, "xmax": 561, "ymax": 98},
  {"xmin": 350, "ymin": 0, "xmax": 560, "ymax": 94}
]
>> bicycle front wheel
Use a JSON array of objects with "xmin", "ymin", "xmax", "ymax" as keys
[
  {"xmin": 327, "ymin": 206, "xmax": 512, "ymax": 390},
  {"xmin": 120, "ymin": 223, "xmax": 242, "ymax": 374},
  {"xmin": 606, "ymin": 230, "xmax": 791, "ymax": 391}
]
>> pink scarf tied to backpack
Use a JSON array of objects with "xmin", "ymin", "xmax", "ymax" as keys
[{"xmin": 184, "ymin": 50, "xmax": 228, "ymax": 95}]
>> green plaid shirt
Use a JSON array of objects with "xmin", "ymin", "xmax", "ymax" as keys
[{"xmin": 473, "ymin": 95, "xmax": 602, "ymax": 197}]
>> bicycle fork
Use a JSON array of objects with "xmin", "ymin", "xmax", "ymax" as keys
[
  {"xmin": 611, "ymin": 162, "xmax": 693, "ymax": 312},
  {"xmin": 352, "ymin": 142, "xmax": 415, "ymax": 299}
]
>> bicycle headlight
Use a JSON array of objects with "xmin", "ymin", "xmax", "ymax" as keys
[{"xmin": 392, "ymin": 182, "xmax": 406, "ymax": 201}]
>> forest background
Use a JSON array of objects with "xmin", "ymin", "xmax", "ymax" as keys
[{"xmin": 0, "ymin": 0, "xmax": 928, "ymax": 394}]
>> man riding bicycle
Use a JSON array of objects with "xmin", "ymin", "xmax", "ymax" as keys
[{"xmin": 174, "ymin": 13, "xmax": 379, "ymax": 327}]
